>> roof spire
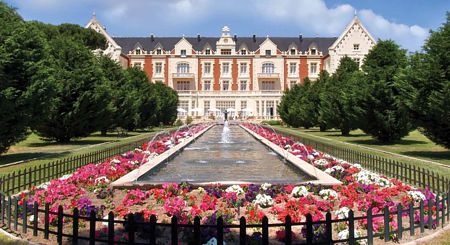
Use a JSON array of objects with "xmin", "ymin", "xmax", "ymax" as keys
[{"xmin": 354, "ymin": 9, "xmax": 357, "ymax": 17}]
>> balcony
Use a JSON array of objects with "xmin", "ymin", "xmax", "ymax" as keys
[
  {"xmin": 287, "ymin": 73, "xmax": 299, "ymax": 78},
  {"xmin": 257, "ymin": 73, "xmax": 280, "ymax": 79},
  {"xmin": 172, "ymin": 73, "xmax": 195, "ymax": 79}
]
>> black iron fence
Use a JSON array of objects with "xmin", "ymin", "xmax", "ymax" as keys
[{"xmin": 0, "ymin": 125, "xmax": 448, "ymax": 244}]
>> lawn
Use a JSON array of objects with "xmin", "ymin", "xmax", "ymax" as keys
[
  {"xmin": 0, "ymin": 127, "xmax": 174, "ymax": 176},
  {"xmin": 273, "ymin": 126, "xmax": 450, "ymax": 178}
]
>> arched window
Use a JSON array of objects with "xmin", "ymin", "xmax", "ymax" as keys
[
  {"xmin": 177, "ymin": 62, "xmax": 190, "ymax": 73},
  {"xmin": 262, "ymin": 63, "xmax": 275, "ymax": 74}
]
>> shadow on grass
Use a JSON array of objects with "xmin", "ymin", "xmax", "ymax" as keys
[
  {"xmin": 0, "ymin": 152, "xmax": 63, "ymax": 166},
  {"xmin": 348, "ymin": 139, "xmax": 429, "ymax": 146},
  {"xmin": 27, "ymin": 139, "xmax": 111, "ymax": 147},
  {"xmin": 401, "ymin": 150, "xmax": 450, "ymax": 162}
]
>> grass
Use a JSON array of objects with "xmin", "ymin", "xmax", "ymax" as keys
[
  {"xmin": 0, "ymin": 233, "xmax": 28, "ymax": 245},
  {"xmin": 0, "ymin": 127, "xmax": 173, "ymax": 176},
  {"xmin": 273, "ymin": 126, "xmax": 450, "ymax": 178}
]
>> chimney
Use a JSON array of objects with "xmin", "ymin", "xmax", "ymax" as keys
[
  {"xmin": 299, "ymin": 34, "xmax": 303, "ymax": 42},
  {"xmin": 233, "ymin": 34, "xmax": 237, "ymax": 41},
  {"xmin": 197, "ymin": 34, "xmax": 201, "ymax": 42},
  {"xmin": 150, "ymin": 34, "xmax": 154, "ymax": 42},
  {"xmin": 253, "ymin": 34, "xmax": 256, "ymax": 42}
]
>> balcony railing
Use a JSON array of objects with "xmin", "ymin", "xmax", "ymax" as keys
[
  {"xmin": 177, "ymin": 90, "xmax": 283, "ymax": 96},
  {"xmin": 172, "ymin": 73, "xmax": 195, "ymax": 78},
  {"xmin": 257, "ymin": 73, "xmax": 280, "ymax": 79}
]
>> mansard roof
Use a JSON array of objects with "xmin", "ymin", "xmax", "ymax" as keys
[{"xmin": 112, "ymin": 36, "xmax": 337, "ymax": 55}]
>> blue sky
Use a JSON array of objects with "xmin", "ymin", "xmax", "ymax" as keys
[{"xmin": 5, "ymin": 0, "xmax": 449, "ymax": 51}]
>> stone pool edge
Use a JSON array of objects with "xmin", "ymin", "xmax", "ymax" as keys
[
  {"xmin": 240, "ymin": 125, "xmax": 342, "ymax": 186},
  {"xmin": 111, "ymin": 124, "xmax": 214, "ymax": 188}
]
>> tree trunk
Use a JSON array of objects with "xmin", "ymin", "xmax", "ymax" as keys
[
  {"xmin": 101, "ymin": 129, "xmax": 107, "ymax": 136},
  {"xmin": 341, "ymin": 128, "xmax": 350, "ymax": 136}
]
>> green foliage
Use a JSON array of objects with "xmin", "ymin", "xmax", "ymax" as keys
[
  {"xmin": 151, "ymin": 81, "xmax": 178, "ymax": 125},
  {"xmin": 0, "ymin": 2, "xmax": 54, "ymax": 153},
  {"xmin": 185, "ymin": 116, "xmax": 193, "ymax": 125},
  {"xmin": 261, "ymin": 120, "xmax": 282, "ymax": 126},
  {"xmin": 360, "ymin": 40, "xmax": 414, "ymax": 142},
  {"xmin": 408, "ymin": 14, "xmax": 450, "ymax": 148},
  {"xmin": 319, "ymin": 57, "xmax": 364, "ymax": 135},
  {"xmin": 174, "ymin": 119, "xmax": 183, "ymax": 127}
]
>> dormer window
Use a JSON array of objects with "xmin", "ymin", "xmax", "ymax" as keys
[
  {"xmin": 221, "ymin": 49, "xmax": 231, "ymax": 55},
  {"xmin": 180, "ymin": 49, "xmax": 187, "ymax": 57},
  {"xmin": 135, "ymin": 49, "xmax": 141, "ymax": 55},
  {"xmin": 265, "ymin": 50, "xmax": 272, "ymax": 57},
  {"xmin": 156, "ymin": 48, "xmax": 162, "ymax": 55},
  {"xmin": 241, "ymin": 49, "xmax": 247, "ymax": 55},
  {"xmin": 353, "ymin": 44, "xmax": 360, "ymax": 50},
  {"xmin": 310, "ymin": 48, "xmax": 316, "ymax": 55},
  {"xmin": 290, "ymin": 49, "xmax": 296, "ymax": 55},
  {"xmin": 205, "ymin": 49, "xmax": 210, "ymax": 55}
]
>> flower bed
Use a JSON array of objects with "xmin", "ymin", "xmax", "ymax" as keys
[{"xmin": 11, "ymin": 123, "xmax": 443, "ymax": 244}]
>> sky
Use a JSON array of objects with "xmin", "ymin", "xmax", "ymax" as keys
[{"xmin": 5, "ymin": 0, "xmax": 450, "ymax": 51}]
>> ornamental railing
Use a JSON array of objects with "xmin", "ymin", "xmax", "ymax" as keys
[{"xmin": 0, "ymin": 125, "xmax": 449, "ymax": 245}]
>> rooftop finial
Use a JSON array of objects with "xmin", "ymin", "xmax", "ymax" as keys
[
  {"xmin": 221, "ymin": 26, "xmax": 230, "ymax": 37},
  {"xmin": 354, "ymin": 9, "xmax": 357, "ymax": 17}
]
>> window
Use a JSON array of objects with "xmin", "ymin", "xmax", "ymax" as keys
[
  {"xmin": 216, "ymin": 101, "xmax": 235, "ymax": 112},
  {"xmin": 222, "ymin": 80, "xmax": 229, "ymax": 91},
  {"xmin": 241, "ymin": 49, "xmax": 247, "ymax": 55},
  {"xmin": 222, "ymin": 63, "xmax": 230, "ymax": 74},
  {"xmin": 134, "ymin": 62, "xmax": 142, "ymax": 69},
  {"xmin": 155, "ymin": 80, "xmax": 163, "ymax": 83},
  {"xmin": 204, "ymin": 63, "xmax": 211, "ymax": 74},
  {"xmin": 155, "ymin": 62, "xmax": 162, "ymax": 74},
  {"xmin": 204, "ymin": 81, "xmax": 211, "ymax": 91},
  {"xmin": 240, "ymin": 80, "xmax": 247, "ymax": 91},
  {"xmin": 310, "ymin": 63, "xmax": 317, "ymax": 74},
  {"xmin": 180, "ymin": 49, "xmax": 187, "ymax": 57},
  {"xmin": 290, "ymin": 49, "xmax": 296, "ymax": 55},
  {"xmin": 178, "ymin": 101, "xmax": 188, "ymax": 115},
  {"xmin": 240, "ymin": 63, "xmax": 247, "ymax": 74},
  {"xmin": 156, "ymin": 48, "xmax": 162, "ymax": 55},
  {"xmin": 205, "ymin": 49, "xmax": 211, "ymax": 55},
  {"xmin": 265, "ymin": 50, "xmax": 272, "ymax": 57},
  {"xmin": 353, "ymin": 58, "xmax": 361, "ymax": 66},
  {"xmin": 176, "ymin": 81, "xmax": 190, "ymax": 91},
  {"xmin": 241, "ymin": 101, "xmax": 247, "ymax": 110},
  {"xmin": 262, "ymin": 63, "xmax": 275, "ymax": 74},
  {"xmin": 221, "ymin": 49, "xmax": 231, "ymax": 55},
  {"xmin": 177, "ymin": 62, "xmax": 190, "ymax": 73},
  {"xmin": 204, "ymin": 101, "xmax": 210, "ymax": 115},
  {"xmin": 261, "ymin": 81, "xmax": 275, "ymax": 90},
  {"xmin": 135, "ymin": 49, "xmax": 141, "ymax": 55},
  {"xmin": 310, "ymin": 48, "xmax": 316, "ymax": 55},
  {"xmin": 353, "ymin": 44, "xmax": 360, "ymax": 50},
  {"xmin": 290, "ymin": 80, "xmax": 296, "ymax": 89},
  {"xmin": 289, "ymin": 63, "xmax": 296, "ymax": 74}
]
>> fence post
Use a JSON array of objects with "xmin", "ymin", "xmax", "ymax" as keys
[
  {"xmin": 262, "ymin": 216, "xmax": 268, "ymax": 245},
  {"xmin": 397, "ymin": 204, "xmax": 402, "ymax": 240},
  {"xmin": 22, "ymin": 199, "xmax": 27, "ymax": 233},
  {"xmin": 73, "ymin": 208, "xmax": 79, "ymax": 245},
  {"xmin": 108, "ymin": 211, "xmax": 114, "ymax": 245},
  {"xmin": 436, "ymin": 195, "xmax": 440, "ymax": 227},
  {"xmin": 240, "ymin": 216, "xmax": 246, "ymax": 245},
  {"xmin": 306, "ymin": 213, "xmax": 313, "ymax": 245},
  {"xmin": 171, "ymin": 215, "xmax": 177, "ymax": 245},
  {"xmin": 33, "ymin": 201, "xmax": 38, "ymax": 236},
  {"xmin": 442, "ymin": 195, "xmax": 445, "ymax": 228},
  {"xmin": 383, "ymin": 206, "xmax": 389, "ymax": 242},
  {"xmin": 7, "ymin": 196, "xmax": 11, "ymax": 229},
  {"xmin": 420, "ymin": 200, "xmax": 425, "ymax": 233},
  {"xmin": 367, "ymin": 208, "xmax": 373, "ymax": 245},
  {"xmin": 57, "ymin": 205, "xmax": 63, "ymax": 245},
  {"xmin": 89, "ymin": 210, "xmax": 96, "ymax": 245},
  {"xmin": 428, "ymin": 199, "xmax": 433, "ymax": 228},
  {"xmin": 193, "ymin": 216, "xmax": 200, "ymax": 245},
  {"xmin": 149, "ymin": 215, "xmax": 157, "ymax": 245},
  {"xmin": 285, "ymin": 215, "xmax": 292, "ymax": 245},
  {"xmin": 44, "ymin": 203, "xmax": 49, "ymax": 239},
  {"xmin": 217, "ymin": 216, "xmax": 224, "ymax": 245},
  {"xmin": 0, "ymin": 191, "xmax": 4, "ymax": 224},
  {"xmin": 409, "ymin": 203, "xmax": 414, "ymax": 236},
  {"xmin": 448, "ymin": 192, "xmax": 450, "ymax": 222},
  {"xmin": 349, "ymin": 210, "xmax": 356, "ymax": 245},
  {"xmin": 14, "ymin": 197, "xmax": 18, "ymax": 231}
]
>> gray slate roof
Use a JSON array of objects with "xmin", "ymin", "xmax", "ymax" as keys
[{"xmin": 113, "ymin": 36, "xmax": 337, "ymax": 55}]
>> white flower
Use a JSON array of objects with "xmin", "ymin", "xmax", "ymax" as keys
[
  {"xmin": 291, "ymin": 186, "xmax": 309, "ymax": 198},
  {"xmin": 337, "ymin": 228, "xmax": 366, "ymax": 245},
  {"xmin": 314, "ymin": 159, "xmax": 329, "ymax": 166},
  {"xmin": 307, "ymin": 155, "xmax": 315, "ymax": 160},
  {"xmin": 408, "ymin": 190, "xmax": 426, "ymax": 202},
  {"xmin": 354, "ymin": 170, "xmax": 392, "ymax": 188},
  {"xmin": 135, "ymin": 148, "xmax": 143, "ymax": 153},
  {"xmin": 204, "ymin": 237, "xmax": 226, "ymax": 245},
  {"xmin": 225, "ymin": 185, "xmax": 244, "ymax": 195},
  {"xmin": 37, "ymin": 182, "xmax": 49, "ymax": 190},
  {"xmin": 319, "ymin": 189, "xmax": 338, "ymax": 200},
  {"xmin": 110, "ymin": 158, "xmax": 121, "ymax": 164},
  {"xmin": 260, "ymin": 183, "xmax": 272, "ymax": 191},
  {"xmin": 128, "ymin": 160, "xmax": 140, "ymax": 165},
  {"xmin": 102, "ymin": 214, "xmax": 109, "ymax": 226},
  {"xmin": 335, "ymin": 207, "xmax": 350, "ymax": 219},
  {"xmin": 324, "ymin": 165, "xmax": 345, "ymax": 174},
  {"xmin": 284, "ymin": 144, "xmax": 291, "ymax": 150},
  {"xmin": 352, "ymin": 163, "xmax": 362, "ymax": 169},
  {"xmin": 94, "ymin": 176, "xmax": 110, "ymax": 184},
  {"xmin": 143, "ymin": 150, "xmax": 151, "ymax": 155},
  {"xmin": 254, "ymin": 194, "xmax": 274, "ymax": 208},
  {"xmin": 59, "ymin": 174, "xmax": 72, "ymax": 180},
  {"xmin": 29, "ymin": 215, "xmax": 39, "ymax": 223},
  {"xmin": 197, "ymin": 187, "xmax": 205, "ymax": 193}
]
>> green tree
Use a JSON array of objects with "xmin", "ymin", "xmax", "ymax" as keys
[
  {"xmin": 319, "ymin": 57, "xmax": 364, "ymax": 135},
  {"xmin": 0, "ymin": 2, "xmax": 55, "ymax": 153},
  {"xmin": 408, "ymin": 14, "xmax": 450, "ymax": 148},
  {"xmin": 151, "ymin": 81, "xmax": 178, "ymax": 125},
  {"xmin": 360, "ymin": 40, "xmax": 414, "ymax": 142},
  {"xmin": 278, "ymin": 78, "xmax": 315, "ymax": 128},
  {"xmin": 34, "ymin": 38, "xmax": 112, "ymax": 142}
]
